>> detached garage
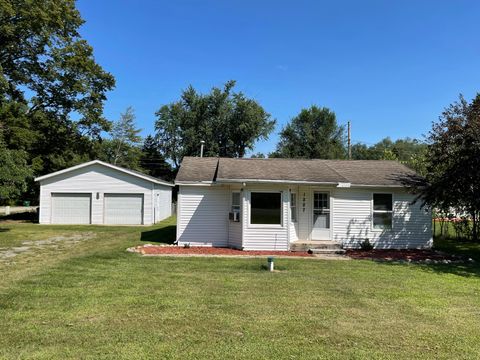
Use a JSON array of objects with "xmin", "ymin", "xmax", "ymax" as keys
[{"xmin": 36, "ymin": 160, "xmax": 173, "ymax": 225}]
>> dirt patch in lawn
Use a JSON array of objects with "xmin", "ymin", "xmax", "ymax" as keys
[
  {"xmin": 129, "ymin": 245, "xmax": 314, "ymax": 257},
  {"xmin": 0, "ymin": 233, "xmax": 96, "ymax": 262},
  {"xmin": 346, "ymin": 249, "xmax": 474, "ymax": 264}
]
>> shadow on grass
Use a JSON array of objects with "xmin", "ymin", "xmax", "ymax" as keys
[
  {"xmin": 140, "ymin": 225, "xmax": 176, "ymax": 244},
  {"xmin": 434, "ymin": 236, "xmax": 480, "ymax": 261},
  {"xmin": 0, "ymin": 212, "xmax": 38, "ymax": 223},
  {"xmin": 382, "ymin": 260, "xmax": 480, "ymax": 278},
  {"xmin": 0, "ymin": 228, "xmax": 9, "ymax": 232}
]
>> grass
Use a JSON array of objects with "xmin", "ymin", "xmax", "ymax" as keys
[
  {"xmin": 433, "ymin": 220, "xmax": 480, "ymax": 261},
  {"xmin": 0, "ymin": 217, "xmax": 480, "ymax": 359}
]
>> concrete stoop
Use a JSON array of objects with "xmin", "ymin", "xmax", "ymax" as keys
[{"xmin": 290, "ymin": 241, "xmax": 346, "ymax": 255}]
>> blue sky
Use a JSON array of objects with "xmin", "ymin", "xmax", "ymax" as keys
[{"xmin": 77, "ymin": 0, "xmax": 479, "ymax": 155}]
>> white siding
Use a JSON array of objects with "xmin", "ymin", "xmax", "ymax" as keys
[
  {"xmin": 332, "ymin": 188, "xmax": 432, "ymax": 249},
  {"xmin": 177, "ymin": 186, "xmax": 229, "ymax": 247},
  {"xmin": 242, "ymin": 186, "xmax": 289, "ymax": 251},
  {"xmin": 39, "ymin": 163, "xmax": 171, "ymax": 225},
  {"xmin": 154, "ymin": 185, "xmax": 172, "ymax": 222},
  {"xmin": 176, "ymin": 184, "xmax": 431, "ymax": 251},
  {"xmin": 228, "ymin": 185, "xmax": 243, "ymax": 249},
  {"xmin": 228, "ymin": 222, "xmax": 242, "ymax": 249}
]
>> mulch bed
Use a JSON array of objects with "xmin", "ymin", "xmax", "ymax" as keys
[
  {"xmin": 129, "ymin": 245, "xmax": 474, "ymax": 263},
  {"xmin": 130, "ymin": 245, "xmax": 313, "ymax": 257},
  {"xmin": 346, "ymin": 249, "xmax": 471, "ymax": 263}
]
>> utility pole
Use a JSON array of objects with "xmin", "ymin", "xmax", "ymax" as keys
[
  {"xmin": 347, "ymin": 121, "xmax": 352, "ymax": 160},
  {"xmin": 200, "ymin": 140, "xmax": 205, "ymax": 158}
]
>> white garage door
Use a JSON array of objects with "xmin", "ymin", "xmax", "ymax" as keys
[
  {"xmin": 104, "ymin": 194, "xmax": 144, "ymax": 225},
  {"xmin": 51, "ymin": 193, "xmax": 91, "ymax": 224}
]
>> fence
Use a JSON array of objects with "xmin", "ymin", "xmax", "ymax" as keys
[{"xmin": 0, "ymin": 206, "xmax": 38, "ymax": 216}]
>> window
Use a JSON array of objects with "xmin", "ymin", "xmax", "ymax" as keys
[
  {"xmin": 314, "ymin": 192, "xmax": 330, "ymax": 229},
  {"xmin": 231, "ymin": 192, "xmax": 240, "ymax": 213},
  {"xmin": 373, "ymin": 193, "xmax": 393, "ymax": 229},
  {"xmin": 250, "ymin": 192, "xmax": 282, "ymax": 225},
  {"xmin": 290, "ymin": 193, "xmax": 297, "ymax": 222}
]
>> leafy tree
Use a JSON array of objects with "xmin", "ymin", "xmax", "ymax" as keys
[
  {"xmin": 404, "ymin": 94, "xmax": 480, "ymax": 241},
  {"xmin": 272, "ymin": 106, "xmax": 346, "ymax": 159},
  {"xmin": 140, "ymin": 135, "xmax": 173, "ymax": 180},
  {"xmin": 0, "ymin": 0, "xmax": 115, "ymax": 202},
  {"xmin": 0, "ymin": 0, "xmax": 115, "ymax": 137},
  {"xmin": 99, "ymin": 107, "xmax": 142, "ymax": 169},
  {"xmin": 0, "ymin": 129, "xmax": 32, "ymax": 204},
  {"xmin": 250, "ymin": 152, "xmax": 266, "ymax": 158},
  {"xmin": 351, "ymin": 137, "xmax": 427, "ymax": 174},
  {"xmin": 155, "ymin": 81, "xmax": 275, "ymax": 168}
]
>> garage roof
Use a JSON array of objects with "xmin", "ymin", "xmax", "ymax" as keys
[
  {"xmin": 176, "ymin": 157, "xmax": 416, "ymax": 187},
  {"xmin": 35, "ymin": 160, "xmax": 174, "ymax": 187}
]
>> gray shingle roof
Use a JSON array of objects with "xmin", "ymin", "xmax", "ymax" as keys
[{"xmin": 175, "ymin": 157, "xmax": 416, "ymax": 186}]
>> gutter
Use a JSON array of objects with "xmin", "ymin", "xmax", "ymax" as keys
[{"xmin": 176, "ymin": 179, "xmax": 407, "ymax": 188}]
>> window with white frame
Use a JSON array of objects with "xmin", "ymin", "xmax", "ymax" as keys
[
  {"xmin": 231, "ymin": 192, "xmax": 240, "ymax": 213},
  {"xmin": 373, "ymin": 193, "xmax": 393, "ymax": 229},
  {"xmin": 290, "ymin": 193, "xmax": 297, "ymax": 222},
  {"xmin": 250, "ymin": 192, "xmax": 282, "ymax": 225}
]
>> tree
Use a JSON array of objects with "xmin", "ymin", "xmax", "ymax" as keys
[
  {"xmin": 0, "ymin": 0, "xmax": 115, "ymax": 137},
  {"xmin": 0, "ymin": 129, "xmax": 32, "ymax": 204},
  {"xmin": 351, "ymin": 137, "xmax": 427, "ymax": 174},
  {"xmin": 272, "ymin": 106, "xmax": 346, "ymax": 159},
  {"xmin": 155, "ymin": 81, "xmax": 275, "ymax": 168},
  {"xmin": 250, "ymin": 152, "xmax": 266, "ymax": 158},
  {"xmin": 99, "ymin": 107, "xmax": 142, "ymax": 169},
  {"xmin": 0, "ymin": 0, "xmax": 115, "ymax": 203},
  {"xmin": 404, "ymin": 94, "xmax": 480, "ymax": 241},
  {"xmin": 140, "ymin": 135, "xmax": 173, "ymax": 180}
]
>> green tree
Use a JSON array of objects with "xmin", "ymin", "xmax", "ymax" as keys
[
  {"xmin": 99, "ymin": 107, "xmax": 142, "ymax": 169},
  {"xmin": 0, "ymin": 0, "xmax": 115, "ymax": 202},
  {"xmin": 351, "ymin": 137, "xmax": 427, "ymax": 174},
  {"xmin": 155, "ymin": 81, "xmax": 275, "ymax": 168},
  {"xmin": 0, "ymin": 0, "xmax": 115, "ymax": 136},
  {"xmin": 404, "ymin": 94, "xmax": 480, "ymax": 241},
  {"xmin": 140, "ymin": 135, "xmax": 173, "ymax": 180},
  {"xmin": 272, "ymin": 106, "xmax": 346, "ymax": 159},
  {"xmin": 250, "ymin": 152, "xmax": 266, "ymax": 158},
  {"xmin": 0, "ymin": 129, "xmax": 32, "ymax": 204}
]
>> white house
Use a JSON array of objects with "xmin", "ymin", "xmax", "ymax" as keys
[
  {"xmin": 175, "ymin": 157, "xmax": 432, "ymax": 250},
  {"xmin": 35, "ymin": 160, "xmax": 173, "ymax": 225}
]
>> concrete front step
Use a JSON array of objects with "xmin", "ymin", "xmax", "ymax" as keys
[
  {"xmin": 290, "ymin": 241, "xmax": 343, "ymax": 252},
  {"xmin": 308, "ymin": 248, "xmax": 346, "ymax": 255}
]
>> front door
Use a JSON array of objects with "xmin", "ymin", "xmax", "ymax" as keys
[{"xmin": 311, "ymin": 192, "xmax": 331, "ymax": 240}]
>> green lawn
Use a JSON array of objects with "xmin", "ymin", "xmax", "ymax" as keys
[{"xmin": 1, "ymin": 218, "xmax": 480, "ymax": 359}]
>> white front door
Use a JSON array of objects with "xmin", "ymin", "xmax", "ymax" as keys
[{"xmin": 311, "ymin": 192, "xmax": 331, "ymax": 240}]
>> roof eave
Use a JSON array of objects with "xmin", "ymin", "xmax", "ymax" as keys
[
  {"xmin": 35, "ymin": 160, "xmax": 174, "ymax": 187},
  {"xmin": 175, "ymin": 181, "xmax": 214, "ymax": 186},
  {"xmin": 215, "ymin": 178, "xmax": 340, "ymax": 186}
]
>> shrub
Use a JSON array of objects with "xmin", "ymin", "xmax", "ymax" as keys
[{"xmin": 359, "ymin": 238, "xmax": 374, "ymax": 251}]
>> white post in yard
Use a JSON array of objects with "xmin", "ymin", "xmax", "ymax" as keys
[
  {"xmin": 268, "ymin": 257, "xmax": 274, "ymax": 272},
  {"xmin": 5, "ymin": 206, "xmax": 10, "ymax": 215},
  {"xmin": 200, "ymin": 140, "xmax": 205, "ymax": 158}
]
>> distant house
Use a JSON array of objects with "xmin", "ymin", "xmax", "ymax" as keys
[
  {"xmin": 36, "ymin": 160, "xmax": 173, "ymax": 225},
  {"xmin": 175, "ymin": 157, "xmax": 432, "ymax": 250}
]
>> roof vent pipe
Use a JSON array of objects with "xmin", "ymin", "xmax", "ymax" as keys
[{"xmin": 200, "ymin": 140, "xmax": 205, "ymax": 158}]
